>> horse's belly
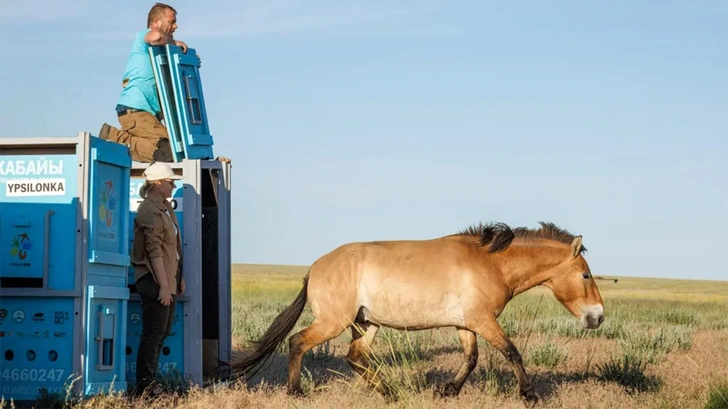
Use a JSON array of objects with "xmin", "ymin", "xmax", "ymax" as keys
[{"xmin": 359, "ymin": 289, "xmax": 465, "ymax": 330}]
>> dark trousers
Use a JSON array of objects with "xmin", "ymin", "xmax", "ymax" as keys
[{"xmin": 135, "ymin": 273, "xmax": 176, "ymax": 393}]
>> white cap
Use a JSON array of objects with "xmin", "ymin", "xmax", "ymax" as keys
[{"xmin": 143, "ymin": 162, "xmax": 183, "ymax": 181}]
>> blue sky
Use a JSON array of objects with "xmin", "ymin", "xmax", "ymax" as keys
[{"xmin": 1, "ymin": 0, "xmax": 726, "ymax": 281}]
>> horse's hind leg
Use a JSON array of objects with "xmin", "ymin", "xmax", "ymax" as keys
[
  {"xmin": 288, "ymin": 318, "xmax": 347, "ymax": 396},
  {"xmin": 347, "ymin": 321, "xmax": 392, "ymax": 396},
  {"xmin": 434, "ymin": 329, "xmax": 478, "ymax": 398}
]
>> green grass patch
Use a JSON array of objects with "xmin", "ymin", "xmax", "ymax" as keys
[
  {"xmin": 705, "ymin": 380, "xmax": 728, "ymax": 409},
  {"xmin": 596, "ymin": 352, "xmax": 661, "ymax": 393},
  {"xmin": 526, "ymin": 340, "xmax": 568, "ymax": 369}
]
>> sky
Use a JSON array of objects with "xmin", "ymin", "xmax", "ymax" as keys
[{"xmin": 0, "ymin": 0, "xmax": 726, "ymax": 281}]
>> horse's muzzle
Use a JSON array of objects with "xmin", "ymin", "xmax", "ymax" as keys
[{"xmin": 581, "ymin": 304, "xmax": 605, "ymax": 329}]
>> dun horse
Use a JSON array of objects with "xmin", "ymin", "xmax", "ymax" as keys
[{"xmin": 230, "ymin": 222, "xmax": 605, "ymax": 404}]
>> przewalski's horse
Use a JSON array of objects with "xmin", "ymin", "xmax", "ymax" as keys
[{"xmin": 230, "ymin": 222, "xmax": 605, "ymax": 404}]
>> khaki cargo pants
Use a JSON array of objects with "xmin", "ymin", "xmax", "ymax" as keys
[{"xmin": 105, "ymin": 110, "xmax": 173, "ymax": 163}]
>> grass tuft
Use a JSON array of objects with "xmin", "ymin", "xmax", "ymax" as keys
[
  {"xmin": 596, "ymin": 352, "xmax": 661, "ymax": 393},
  {"xmin": 527, "ymin": 340, "xmax": 569, "ymax": 369},
  {"xmin": 705, "ymin": 381, "xmax": 728, "ymax": 409}
]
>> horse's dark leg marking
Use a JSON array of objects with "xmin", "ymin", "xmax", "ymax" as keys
[
  {"xmin": 347, "ymin": 320, "xmax": 395, "ymax": 398},
  {"xmin": 472, "ymin": 317, "xmax": 540, "ymax": 405}
]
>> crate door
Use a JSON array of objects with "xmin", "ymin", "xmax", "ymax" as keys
[
  {"xmin": 149, "ymin": 47, "xmax": 186, "ymax": 163},
  {"xmin": 87, "ymin": 138, "xmax": 131, "ymax": 269},
  {"xmin": 166, "ymin": 45, "xmax": 215, "ymax": 160}
]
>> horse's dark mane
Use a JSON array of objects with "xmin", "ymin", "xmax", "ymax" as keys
[{"xmin": 456, "ymin": 221, "xmax": 587, "ymax": 254}]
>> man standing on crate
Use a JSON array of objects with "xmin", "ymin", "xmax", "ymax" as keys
[{"xmin": 98, "ymin": 2, "xmax": 191, "ymax": 163}]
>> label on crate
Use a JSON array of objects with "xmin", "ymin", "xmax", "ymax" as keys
[
  {"xmin": 5, "ymin": 178, "xmax": 66, "ymax": 197},
  {"xmin": 1, "ymin": 368, "xmax": 66, "ymax": 383}
]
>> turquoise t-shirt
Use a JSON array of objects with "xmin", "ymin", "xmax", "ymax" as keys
[{"xmin": 117, "ymin": 29, "xmax": 160, "ymax": 115}]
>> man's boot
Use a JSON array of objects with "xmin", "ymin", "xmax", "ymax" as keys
[
  {"xmin": 152, "ymin": 138, "xmax": 174, "ymax": 162},
  {"xmin": 98, "ymin": 123, "xmax": 111, "ymax": 140}
]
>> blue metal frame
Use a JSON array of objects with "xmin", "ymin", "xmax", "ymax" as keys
[
  {"xmin": 149, "ymin": 47, "xmax": 185, "ymax": 162},
  {"xmin": 166, "ymin": 45, "xmax": 214, "ymax": 160},
  {"xmin": 148, "ymin": 45, "xmax": 215, "ymax": 162}
]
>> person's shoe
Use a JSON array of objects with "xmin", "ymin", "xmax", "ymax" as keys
[
  {"xmin": 149, "ymin": 385, "xmax": 164, "ymax": 398},
  {"xmin": 153, "ymin": 138, "xmax": 174, "ymax": 162},
  {"xmin": 134, "ymin": 383, "xmax": 164, "ymax": 399},
  {"xmin": 98, "ymin": 123, "xmax": 111, "ymax": 140}
]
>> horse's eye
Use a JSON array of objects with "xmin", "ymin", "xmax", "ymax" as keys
[{"xmin": 582, "ymin": 273, "xmax": 591, "ymax": 279}]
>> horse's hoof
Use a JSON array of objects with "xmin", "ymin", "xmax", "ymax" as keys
[
  {"xmin": 379, "ymin": 385, "xmax": 399, "ymax": 403},
  {"xmin": 382, "ymin": 391, "xmax": 399, "ymax": 403},
  {"xmin": 433, "ymin": 382, "xmax": 460, "ymax": 398},
  {"xmin": 520, "ymin": 388, "xmax": 540, "ymax": 406}
]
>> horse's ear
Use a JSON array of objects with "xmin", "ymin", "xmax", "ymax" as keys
[{"xmin": 571, "ymin": 236, "xmax": 583, "ymax": 258}]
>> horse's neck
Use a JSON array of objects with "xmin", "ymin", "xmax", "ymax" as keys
[{"xmin": 500, "ymin": 245, "xmax": 564, "ymax": 296}]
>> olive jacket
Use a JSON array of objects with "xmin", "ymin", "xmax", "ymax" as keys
[{"xmin": 131, "ymin": 193, "xmax": 182, "ymax": 294}]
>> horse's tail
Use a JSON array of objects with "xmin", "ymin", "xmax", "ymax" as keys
[{"xmin": 229, "ymin": 274, "xmax": 310, "ymax": 382}]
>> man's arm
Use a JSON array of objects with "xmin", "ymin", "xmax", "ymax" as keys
[
  {"xmin": 144, "ymin": 28, "xmax": 174, "ymax": 46},
  {"xmin": 145, "ymin": 28, "xmax": 188, "ymax": 53}
]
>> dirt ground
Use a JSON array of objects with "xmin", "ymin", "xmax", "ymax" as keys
[{"xmin": 106, "ymin": 329, "xmax": 728, "ymax": 409}]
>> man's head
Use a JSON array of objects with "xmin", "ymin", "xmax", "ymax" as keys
[{"xmin": 147, "ymin": 2, "xmax": 177, "ymax": 34}]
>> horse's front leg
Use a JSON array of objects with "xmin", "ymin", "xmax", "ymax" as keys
[{"xmin": 471, "ymin": 316, "xmax": 539, "ymax": 405}]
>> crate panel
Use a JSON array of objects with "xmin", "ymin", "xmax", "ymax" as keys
[
  {"xmin": 83, "ymin": 286, "xmax": 129, "ymax": 394},
  {"xmin": 0, "ymin": 297, "xmax": 76, "ymax": 401},
  {"xmin": 0, "ymin": 154, "xmax": 79, "ymax": 290},
  {"xmin": 148, "ymin": 45, "xmax": 214, "ymax": 161}
]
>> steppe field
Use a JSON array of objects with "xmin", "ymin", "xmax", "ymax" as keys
[{"xmin": 7, "ymin": 264, "xmax": 728, "ymax": 409}]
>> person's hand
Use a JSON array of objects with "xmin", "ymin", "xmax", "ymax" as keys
[
  {"xmin": 158, "ymin": 285, "xmax": 172, "ymax": 306},
  {"xmin": 196, "ymin": 54, "xmax": 202, "ymax": 68},
  {"xmin": 215, "ymin": 156, "xmax": 231, "ymax": 164},
  {"xmin": 179, "ymin": 277, "xmax": 185, "ymax": 295},
  {"xmin": 175, "ymin": 40, "xmax": 188, "ymax": 53}
]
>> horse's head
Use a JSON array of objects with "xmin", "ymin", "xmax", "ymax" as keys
[{"xmin": 543, "ymin": 236, "xmax": 604, "ymax": 329}]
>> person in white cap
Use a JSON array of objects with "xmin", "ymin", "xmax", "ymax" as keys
[{"xmin": 130, "ymin": 161, "xmax": 185, "ymax": 397}]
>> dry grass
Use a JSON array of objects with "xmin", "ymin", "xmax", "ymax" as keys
[{"xmin": 5, "ymin": 264, "xmax": 727, "ymax": 409}]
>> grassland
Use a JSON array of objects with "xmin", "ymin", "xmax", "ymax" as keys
[{"xmin": 5, "ymin": 264, "xmax": 727, "ymax": 409}]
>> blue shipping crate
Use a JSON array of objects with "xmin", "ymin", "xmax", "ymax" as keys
[{"xmin": 0, "ymin": 133, "xmax": 131, "ymax": 401}]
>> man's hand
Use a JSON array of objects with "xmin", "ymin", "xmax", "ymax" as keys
[
  {"xmin": 215, "ymin": 156, "xmax": 231, "ymax": 164},
  {"xmin": 158, "ymin": 285, "xmax": 172, "ymax": 306},
  {"xmin": 179, "ymin": 277, "xmax": 186, "ymax": 295},
  {"xmin": 175, "ymin": 40, "xmax": 188, "ymax": 53}
]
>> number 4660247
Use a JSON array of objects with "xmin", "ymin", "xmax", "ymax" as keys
[{"xmin": 1, "ymin": 368, "xmax": 65, "ymax": 382}]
